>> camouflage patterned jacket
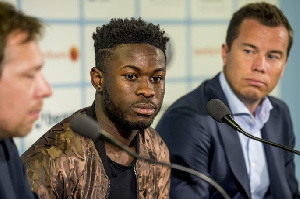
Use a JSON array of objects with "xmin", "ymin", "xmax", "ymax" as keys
[{"xmin": 21, "ymin": 104, "xmax": 170, "ymax": 199}]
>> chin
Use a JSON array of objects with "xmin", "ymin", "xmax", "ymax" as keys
[
  {"xmin": 141, "ymin": 117, "xmax": 155, "ymax": 126},
  {"xmin": 129, "ymin": 120, "xmax": 153, "ymax": 130},
  {"xmin": 18, "ymin": 126, "xmax": 33, "ymax": 137},
  {"xmin": 242, "ymin": 94, "xmax": 264, "ymax": 102},
  {"xmin": 240, "ymin": 88, "xmax": 264, "ymax": 100}
]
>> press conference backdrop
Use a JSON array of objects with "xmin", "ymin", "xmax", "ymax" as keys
[{"xmin": 5, "ymin": 0, "xmax": 300, "ymax": 183}]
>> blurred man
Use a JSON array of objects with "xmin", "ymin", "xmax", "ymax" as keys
[
  {"xmin": 21, "ymin": 18, "xmax": 170, "ymax": 199},
  {"xmin": 156, "ymin": 2, "xmax": 300, "ymax": 199},
  {"xmin": 0, "ymin": 2, "xmax": 52, "ymax": 198}
]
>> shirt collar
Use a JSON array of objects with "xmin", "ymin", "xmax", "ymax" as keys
[{"xmin": 219, "ymin": 72, "xmax": 272, "ymax": 122}]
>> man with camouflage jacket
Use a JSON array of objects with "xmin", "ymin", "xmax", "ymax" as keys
[{"xmin": 21, "ymin": 17, "xmax": 170, "ymax": 199}]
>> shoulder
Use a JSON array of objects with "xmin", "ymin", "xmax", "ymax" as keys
[
  {"xmin": 140, "ymin": 127, "xmax": 169, "ymax": 159},
  {"xmin": 268, "ymin": 96, "xmax": 290, "ymax": 116},
  {"xmin": 21, "ymin": 107, "xmax": 97, "ymax": 166},
  {"xmin": 268, "ymin": 96, "xmax": 288, "ymax": 108},
  {"xmin": 267, "ymin": 96, "xmax": 294, "ymax": 133},
  {"xmin": 157, "ymin": 75, "xmax": 222, "ymax": 129},
  {"xmin": 144, "ymin": 127, "xmax": 166, "ymax": 144}
]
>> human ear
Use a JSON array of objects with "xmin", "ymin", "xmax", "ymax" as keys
[
  {"xmin": 90, "ymin": 67, "xmax": 104, "ymax": 92},
  {"xmin": 222, "ymin": 43, "xmax": 229, "ymax": 67}
]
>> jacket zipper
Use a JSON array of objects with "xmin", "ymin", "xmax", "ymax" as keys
[
  {"xmin": 106, "ymin": 179, "xmax": 110, "ymax": 199},
  {"xmin": 134, "ymin": 164, "xmax": 139, "ymax": 199}
]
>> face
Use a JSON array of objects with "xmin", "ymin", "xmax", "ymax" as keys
[
  {"xmin": 0, "ymin": 32, "xmax": 52, "ymax": 139},
  {"xmin": 222, "ymin": 19, "xmax": 289, "ymax": 104},
  {"xmin": 95, "ymin": 44, "xmax": 166, "ymax": 130}
]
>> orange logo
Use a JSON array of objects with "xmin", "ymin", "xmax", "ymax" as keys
[
  {"xmin": 43, "ymin": 46, "xmax": 80, "ymax": 62},
  {"xmin": 70, "ymin": 46, "xmax": 79, "ymax": 61}
]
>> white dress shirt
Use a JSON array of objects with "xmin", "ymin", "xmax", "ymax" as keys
[{"xmin": 219, "ymin": 72, "xmax": 273, "ymax": 199}]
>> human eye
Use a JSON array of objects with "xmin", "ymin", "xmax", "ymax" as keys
[
  {"xmin": 124, "ymin": 73, "xmax": 137, "ymax": 81},
  {"xmin": 243, "ymin": 49, "xmax": 252, "ymax": 54},
  {"xmin": 267, "ymin": 53, "xmax": 280, "ymax": 60},
  {"xmin": 25, "ymin": 72, "xmax": 36, "ymax": 79},
  {"xmin": 151, "ymin": 75, "xmax": 163, "ymax": 83}
]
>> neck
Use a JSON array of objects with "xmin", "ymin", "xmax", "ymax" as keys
[
  {"xmin": 240, "ymin": 98, "xmax": 262, "ymax": 116},
  {"xmin": 96, "ymin": 111, "xmax": 138, "ymax": 166},
  {"xmin": 94, "ymin": 100, "xmax": 138, "ymax": 147}
]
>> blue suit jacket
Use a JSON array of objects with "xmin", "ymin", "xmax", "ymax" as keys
[
  {"xmin": 156, "ymin": 73, "xmax": 300, "ymax": 199},
  {"xmin": 0, "ymin": 139, "xmax": 37, "ymax": 199}
]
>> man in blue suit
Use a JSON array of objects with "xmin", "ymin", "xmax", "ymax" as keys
[
  {"xmin": 156, "ymin": 2, "xmax": 300, "ymax": 198},
  {"xmin": 0, "ymin": 2, "xmax": 52, "ymax": 198}
]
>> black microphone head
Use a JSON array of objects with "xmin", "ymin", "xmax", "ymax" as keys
[
  {"xmin": 70, "ymin": 114, "xmax": 101, "ymax": 140},
  {"xmin": 206, "ymin": 99, "xmax": 231, "ymax": 123}
]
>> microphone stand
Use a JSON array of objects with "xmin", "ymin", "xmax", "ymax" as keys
[
  {"xmin": 223, "ymin": 115, "xmax": 300, "ymax": 156},
  {"xmin": 70, "ymin": 114, "xmax": 231, "ymax": 199},
  {"xmin": 102, "ymin": 132, "xmax": 231, "ymax": 199}
]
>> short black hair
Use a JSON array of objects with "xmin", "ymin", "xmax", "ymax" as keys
[{"xmin": 92, "ymin": 17, "xmax": 169, "ymax": 71}]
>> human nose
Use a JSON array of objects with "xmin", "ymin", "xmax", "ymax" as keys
[
  {"xmin": 35, "ymin": 73, "xmax": 52, "ymax": 98},
  {"xmin": 252, "ymin": 54, "xmax": 266, "ymax": 73},
  {"xmin": 136, "ymin": 78, "xmax": 155, "ymax": 98}
]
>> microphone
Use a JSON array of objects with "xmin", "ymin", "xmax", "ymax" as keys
[
  {"xmin": 70, "ymin": 114, "xmax": 231, "ymax": 199},
  {"xmin": 207, "ymin": 99, "xmax": 300, "ymax": 156},
  {"xmin": 207, "ymin": 99, "xmax": 242, "ymax": 131}
]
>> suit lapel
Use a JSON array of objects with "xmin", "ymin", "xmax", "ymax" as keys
[
  {"xmin": 205, "ymin": 74, "xmax": 251, "ymax": 198},
  {"xmin": 262, "ymin": 112, "xmax": 290, "ymax": 198},
  {"xmin": 218, "ymin": 123, "xmax": 251, "ymax": 198}
]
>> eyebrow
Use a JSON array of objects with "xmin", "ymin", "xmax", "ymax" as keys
[
  {"xmin": 31, "ymin": 62, "xmax": 44, "ymax": 72},
  {"xmin": 122, "ymin": 65, "xmax": 140, "ymax": 71},
  {"xmin": 242, "ymin": 43, "xmax": 284, "ymax": 56},
  {"xmin": 242, "ymin": 43, "xmax": 257, "ymax": 49},
  {"xmin": 122, "ymin": 65, "xmax": 166, "ymax": 73}
]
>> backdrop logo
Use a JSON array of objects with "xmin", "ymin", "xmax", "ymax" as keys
[
  {"xmin": 70, "ymin": 46, "xmax": 79, "ymax": 61},
  {"xmin": 43, "ymin": 46, "xmax": 80, "ymax": 61},
  {"xmin": 34, "ymin": 111, "xmax": 75, "ymax": 129}
]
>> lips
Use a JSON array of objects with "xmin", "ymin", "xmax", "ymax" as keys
[
  {"xmin": 246, "ymin": 78, "xmax": 265, "ymax": 87},
  {"xmin": 132, "ymin": 103, "xmax": 156, "ymax": 116},
  {"xmin": 30, "ymin": 104, "xmax": 43, "ymax": 120},
  {"xmin": 30, "ymin": 109, "xmax": 41, "ymax": 120}
]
